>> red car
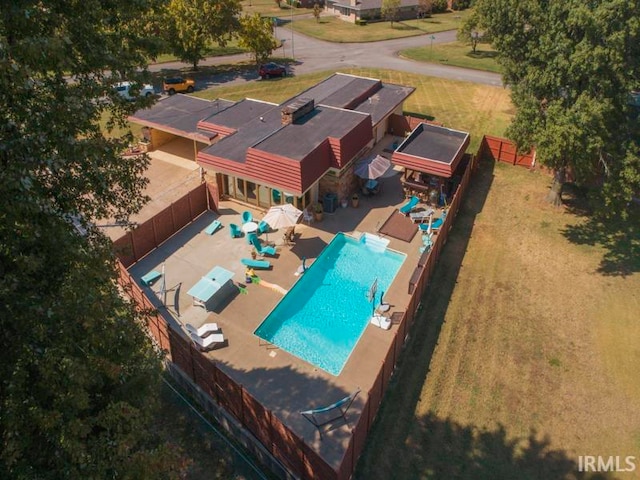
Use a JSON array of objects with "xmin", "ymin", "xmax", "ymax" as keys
[{"xmin": 259, "ymin": 63, "xmax": 287, "ymax": 79}]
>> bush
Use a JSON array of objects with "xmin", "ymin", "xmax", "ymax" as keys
[
  {"xmin": 451, "ymin": 0, "xmax": 472, "ymax": 10},
  {"xmin": 431, "ymin": 0, "xmax": 448, "ymax": 13},
  {"xmin": 355, "ymin": 19, "xmax": 368, "ymax": 26}
]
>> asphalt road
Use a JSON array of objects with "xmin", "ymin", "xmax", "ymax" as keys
[{"xmin": 148, "ymin": 25, "xmax": 503, "ymax": 90}]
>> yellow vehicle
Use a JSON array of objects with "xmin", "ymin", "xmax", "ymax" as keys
[{"xmin": 162, "ymin": 77, "xmax": 195, "ymax": 95}]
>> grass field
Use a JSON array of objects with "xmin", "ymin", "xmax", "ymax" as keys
[
  {"xmin": 288, "ymin": 11, "xmax": 472, "ymax": 43},
  {"xmin": 401, "ymin": 41, "xmax": 502, "ymax": 73},
  {"xmin": 355, "ymin": 161, "xmax": 640, "ymax": 479},
  {"xmin": 194, "ymin": 68, "xmax": 514, "ymax": 151}
]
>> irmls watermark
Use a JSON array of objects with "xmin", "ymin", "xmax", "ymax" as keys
[{"xmin": 578, "ymin": 455, "xmax": 637, "ymax": 473}]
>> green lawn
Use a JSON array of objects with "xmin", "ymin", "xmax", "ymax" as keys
[
  {"xmin": 289, "ymin": 11, "xmax": 472, "ymax": 43},
  {"xmin": 355, "ymin": 161, "xmax": 640, "ymax": 479},
  {"xmin": 401, "ymin": 41, "xmax": 502, "ymax": 74},
  {"xmin": 195, "ymin": 68, "xmax": 514, "ymax": 152},
  {"xmin": 151, "ymin": 39, "xmax": 248, "ymax": 65}
]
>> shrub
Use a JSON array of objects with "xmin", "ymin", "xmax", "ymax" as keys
[
  {"xmin": 431, "ymin": 0, "xmax": 448, "ymax": 13},
  {"xmin": 355, "ymin": 19, "xmax": 368, "ymax": 26}
]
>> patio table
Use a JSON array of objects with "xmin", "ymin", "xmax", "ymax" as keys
[
  {"xmin": 241, "ymin": 221, "xmax": 258, "ymax": 234},
  {"xmin": 187, "ymin": 266, "xmax": 234, "ymax": 308}
]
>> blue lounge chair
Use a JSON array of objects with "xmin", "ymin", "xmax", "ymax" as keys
[
  {"xmin": 241, "ymin": 258, "xmax": 271, "ymax": 269},
  {"xmin": 241, "ymin": 211, "xmax": 253, "ymax": 224},
  {"xmin": 257, "ymin": 220, "xmax": 270, "ymax": 235},
  {"xmin": 418, "ymin": 211, "xmax": 447, "ymax": 232},
  {"xmin": 250, "ymin": 235, "xmax": 277, "ymax": 257},
  {"xmin": 204, "ymin": 219, "xmax": 222, "ymax": 235},
  {"xmin": 141, "ymin": 270, "xmax": 162, "ymax": 286},
  {"xmin": 399, "ymin": 195, "xmax": 420, "ymax": 215},
  {"xmin": 229, "ymin": 223, "xmax": 242, "ymax": 238}
]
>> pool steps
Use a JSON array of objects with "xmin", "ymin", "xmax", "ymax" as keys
[{"xmin": 359, "ymin": 232, "xmax": 389, "ymax": 253}]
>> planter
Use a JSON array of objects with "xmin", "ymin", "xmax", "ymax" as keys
[{"xmin": 351, "ymin": 195, "xmax": 359, "ymax": 208}]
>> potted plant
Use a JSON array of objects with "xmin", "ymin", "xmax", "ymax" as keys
[
  {"xmin": 351, "ymin": 193, "xmax": 359, "ymax": 208},
  {"xmin": 313, "ymin": 203, "xmax": 324, "ymax": 222}
]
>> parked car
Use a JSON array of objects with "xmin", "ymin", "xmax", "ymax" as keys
[
  {"xmin": 114, "ymin": 81, "xmax": 155, "ymax": 100},
  {"xmin": 163, "ymin": 77, "xmax": 195, "ymax": 95},
  {"xmin": 259, "ymin": 63, "xmax": 287, "ymax": 79}
]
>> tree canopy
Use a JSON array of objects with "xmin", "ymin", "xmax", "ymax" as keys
[
  {"xmin": 0, "ymin": 0, "xmax": 182, "ymax": 477},
  {"xmin": 163, "ymin": 0, "xmax": 241, "ymax": 69},
  {"xmin": 238, "ymin": 13, "xmax": 279, "ymax": 65},
  {"xmin": 468, "ymin": 0, "xmax": 640, "ymax": 214},
  {"xmin": 381, "ymin": 0, "xmax": 401, "ymax": 27}
]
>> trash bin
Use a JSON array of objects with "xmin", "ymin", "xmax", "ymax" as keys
[{"xmin": 323, "ymin": 193, "xmax": 338, "ymax": 214}]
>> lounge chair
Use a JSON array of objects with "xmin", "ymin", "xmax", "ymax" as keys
[
  {"xmin": 241, "ymin": 211, "xmax": 253, "ymax": 224},
  {"xmin": 257, "ymin": 220, "xmax": 270, "ymax": 235},
  {"xmin": 418, "ymin": 211, "xmax": 446, "ymax": 232},
  {"xmin": 229, "ymin": 223, "xmax": 242, "ymax": 238},
  {"xmin": 185, "ymin": 322, "xmax": 219, "ymax": 337},
  {"xmin": 250, "ymin": 235, "xmax": 276, "ymax": 257},
  {"xmin": 241, "ymin": 258, "xmax": 271, "ymax": 269},
  {"xmin": 204, "ymin": 219, "xmax": 222, "ymax": 235},
  {"xmin": 141, "ymin": 269, "xmax": 162, "ymax": 286},
  {"xmin": 399, "ymin": 195, "xmax": 420, "ymax": 215},
  {"xmin": 189, "ymin": 332, "xmax": 225, "ymax": 350}
]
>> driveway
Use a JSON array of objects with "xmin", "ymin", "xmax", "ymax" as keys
[{"xmin": 147, "ymin": 24, "xmax": 503, "ymax": 89}]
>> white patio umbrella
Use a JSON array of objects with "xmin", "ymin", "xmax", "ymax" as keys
[
  {"xmin": 262, "ymin": 204, "xmax": 303, "ymax": 230},
  {"xmin": 354, "ymin": 155, "xmax": 392, "ymax": 180}
]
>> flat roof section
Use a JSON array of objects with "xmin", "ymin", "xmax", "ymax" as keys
[
  {"xmin": 320, "ymin": 76, "xmax": 381, "ymax": 109},
  {"xmin": 129, "ymin": 95, "xmax": 234, "ymax": 141},
  {"xmin": 199, "ymin": 98, "xmax": 276, "ymax": 131},
  {"xmin": 201, "ymin": 105, "xmax": 284, "ymax": 163},
  {"xmin": 354, "ymin": 83, "xmax": 415, "ymax": 125},
  {"xmin": 255, "ymin": 106, "xmax": 369, "ymax": 160},
  {"xmin": 397, "ymin": 123, "xmax": 470, "ymax": 165}
]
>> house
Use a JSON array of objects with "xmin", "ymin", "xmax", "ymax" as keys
[
  {"xmin": 326, "ymin": 0, "xmax": 421, "ymax": 23},
  {"xmin": 129, "ymin": 73, "xmax": 415, "ymax": 210}
]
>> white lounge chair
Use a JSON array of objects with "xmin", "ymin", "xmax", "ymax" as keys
[
  {"xmin": 190, "ymin": 332, "xmax": 225, "ymax": 350},
  {"xmin": 185, "ymin": 322, "xmax": 219, "ymax": 337}
]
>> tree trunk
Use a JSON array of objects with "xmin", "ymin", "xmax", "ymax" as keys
[{"xmin": 546, "ymin": 168, "xmax": 565, "ymax": 206}]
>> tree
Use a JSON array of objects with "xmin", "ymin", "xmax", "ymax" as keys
[
  {"xmin": 457, "ymin": 10, "xmax": 484, "ymax": 53},
  {"xmin": 470, "ymin": 0, "xmax": 640, "ymax": 215},
  {"xmin": 313, "ymin": 2, "xmax": 322, "ymax": 23},
  {"xmin": 238, "ymin": 14, "xmax": 279, "ymax": 65},
  {"xmin": 381, "ymin": 0, "xmax": 401, "ymax": 27},
  {"xmin": 417, "ymin": 0, "xmax": 433, "ymax": 19},
  {"xmin": 0, "ymin": 0, "xmax": 183, "ymax": 477},
  {"xmin": 163, "ymin": 0, "xmax": 241, "ymax": 70}
]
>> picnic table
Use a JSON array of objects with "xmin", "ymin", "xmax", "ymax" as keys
[{"xmin": 187, "ymin": 266, "xmax": 234, "ymax": 308}]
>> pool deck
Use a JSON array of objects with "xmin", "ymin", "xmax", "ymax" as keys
[{"xmin": 129, "ymin": 163, "xmax": 445, "ymax": 468}]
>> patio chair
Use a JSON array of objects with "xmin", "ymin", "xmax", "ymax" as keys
[
  {"xmin": 189, "ymin": 332, "xmax": 225, "ymax": 351},
  {"xmin": 204, "ymin": 219, "xmax": 222, "ymax": 235},
  {"xmin": 241, "ymin": 211, "xmax": 253, "ymax": 224},
  {"xmin": 246, "ymin": 232, "xmax": 258, "ymax": 245},
  {"xmin": 229, "ymin": 223, "xmax": 242, "ymax": 238},
  {"xmin": 302, "ymin": 209, "xmax": 314, "ymax": 225},
  {"xmin": 399, "ymin": 195, "xmax": 420, "ymax": 215},
  {"xmin": 185, "ymin": 322, "xmax": 219, "ymax": 337},
  {"xmin": 418, "ymin": 211, "xmax": 446, "ymax": 233},
  {"xmin": 257, "ymin": 220, "xmax": 270, "ymax": 235},
  {"xmin": 250, "ymin": 235, "xmax": 277, "ymax": 257}
]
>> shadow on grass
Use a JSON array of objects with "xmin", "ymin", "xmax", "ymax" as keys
[
  {"xmin": 466, "ymin": 49, "xmax": 498, "ymax": 59},
  {"xmin": 354, "ymin": 159, "xmax": 618, "ymax": 479},
  {"xmin": 403, "ymin": 111, "xmax": 436, "ymax": 121},
  {"xmin": 392, "ymin": 22, "xmax": 420, "ymax": 31},
  {"xmin": 561, "ymin": 184, "xmax": 640, "ymax": 276}
]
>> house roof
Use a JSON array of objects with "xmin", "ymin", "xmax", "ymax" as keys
[
  {"xmin": 353, "ymin": 82, "xmax": 415, "ymax": 125},
  {"xmin": 328, "ymin": 0, "xmax": 419, "ymax": 10},
  {"xmin": 128, "ymin": 95, "xmax": 234, "ymax": 143},
  {"xmin": 198, "ymin": 98, "xmax": 276, "ymax": 133},
  {"xmin": 392, "ymin": 123, "xmax": 470, "ymax": 178}
]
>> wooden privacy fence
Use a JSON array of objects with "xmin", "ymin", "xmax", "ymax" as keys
[
  {"xmin": 113, "ymin": 182, "xmax": 213, "ymax": 267},
  {"xmin": 114, "ymin": 156, "xmax": 476, "ymax": 480},
  {"xmin": 478, "ymin": 135, "xmax": 535, "ymax": 168}
]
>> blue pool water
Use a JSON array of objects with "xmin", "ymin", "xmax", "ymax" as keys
[{"xmin": 254, "ymin": 233, "xmax": 406, "ymax": 376}]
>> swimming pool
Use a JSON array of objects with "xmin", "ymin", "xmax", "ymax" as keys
[{"xmin": 254, "ymin": 233, "xmax": 406, "ymax": 376}]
